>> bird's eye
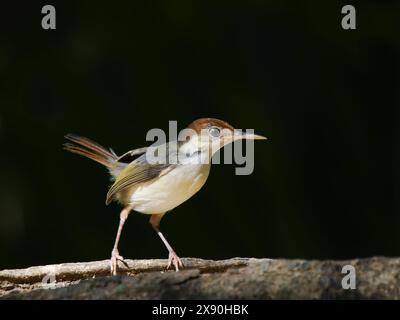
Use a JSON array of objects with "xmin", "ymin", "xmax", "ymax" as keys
[{"xmin": 209, "ymin": 126, "xmax": 220, "ymax": 137}]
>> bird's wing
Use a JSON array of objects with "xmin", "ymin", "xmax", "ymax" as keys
[
  {"xmin": 105, "ymin": 160, "xmax": 175, "ymax": 205},
  {"xmin": 106, "ymin": 142, "xmax": 180, "ymax": 205}
]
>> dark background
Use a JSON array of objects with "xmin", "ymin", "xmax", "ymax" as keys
[{"xmin": 0, "ymin": 1, "xmax": 398, "ymax": 269}]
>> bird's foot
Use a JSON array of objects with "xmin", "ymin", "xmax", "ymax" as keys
[
  {"xmin": 167, "ymin": 251, "xmax": 183, "ymax": 272},
  {"xmin": 110, "ymin": 248, "xmax": 124, "ymax": 275}
]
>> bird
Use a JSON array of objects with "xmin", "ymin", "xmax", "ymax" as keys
[{"xmin": 63, "ymin": 118, "xmax": 266, "ymax": 275}]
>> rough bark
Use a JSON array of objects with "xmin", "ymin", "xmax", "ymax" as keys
[{"xmin": 1, "ymin": 257, "xmax": 399, "ymax": 299}]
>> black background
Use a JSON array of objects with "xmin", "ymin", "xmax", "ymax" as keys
[{"xmin": 0, "ymin": 0, "xmax": 398, "ymax": 269}]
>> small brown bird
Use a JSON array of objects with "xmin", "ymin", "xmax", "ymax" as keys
[{"xmin": 64, "ymin": 118, "xmax": 266, "ymax": 275}]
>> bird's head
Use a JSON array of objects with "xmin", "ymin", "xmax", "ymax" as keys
[{"xmin": 183, "ymin": 118, "xmax": 267, "ymax": 158}]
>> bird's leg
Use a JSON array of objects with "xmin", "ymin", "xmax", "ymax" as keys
[
  {"xmin": 110, "ymin": 206, "xmax": 132, "ymax": 275},
  {"xmin": 150, "ymin": 214, "xmax": 183, "ymax": 272}
]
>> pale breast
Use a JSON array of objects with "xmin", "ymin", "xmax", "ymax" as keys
[{"xmin": 129, "ymin": 164, "xmax": 211, "ymax": 214}]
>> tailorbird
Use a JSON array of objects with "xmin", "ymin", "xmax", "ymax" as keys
[{"xmin": 64, "ymin": 118, "xmax": 266, "ymax": 275}]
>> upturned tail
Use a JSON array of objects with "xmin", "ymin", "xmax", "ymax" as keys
[{"xmin": 63, "ymin": 134, "xmax": 125, "ymax": 179}]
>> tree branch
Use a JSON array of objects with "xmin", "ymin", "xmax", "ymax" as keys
[{"xmin": 1, "ymin": 257, "xmax": 399, "ymax": 299}]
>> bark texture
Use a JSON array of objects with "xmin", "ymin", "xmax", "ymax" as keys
[{"xmin": 1, "ymin": 257, "xmax": 399, "ymax": 299}]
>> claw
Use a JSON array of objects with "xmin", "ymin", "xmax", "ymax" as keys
[
  {"xmin": 167, "ymin": 251, "xmax": 184, "ymax": 272},
  {"xmin": 110, "ymin": 249, "xmax": 124, "ymax": 275}
]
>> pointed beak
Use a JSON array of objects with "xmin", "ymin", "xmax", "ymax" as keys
[{"xmin": 233, "ymin": 130, "xmax": 267, "ymax": 141}]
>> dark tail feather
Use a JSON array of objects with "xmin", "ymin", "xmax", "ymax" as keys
[{"xmin": 63, "ymin": 134, "xmax": 124, "ymax": 177}]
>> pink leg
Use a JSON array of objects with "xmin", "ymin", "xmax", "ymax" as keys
[
  {"xmin": 110, "ymin": 206, "xmax": 132, "ymax": 275},
  {"xmin": 150, "ymin": 214, "xmax": 183, "ymax": 272}
]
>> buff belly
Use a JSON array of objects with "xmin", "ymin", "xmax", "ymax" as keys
[{"xmin": 128, "ymin": 164, "xmax": 211, "ymax": 214}]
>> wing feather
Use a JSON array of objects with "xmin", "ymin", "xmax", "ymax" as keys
[
  {"xmin": 105, "ymin": 162, "xmax": 174, "ymax": 205},
  {"xmin": 106, "ymin": 142, "xmax": 179, "ymax": 205}
]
